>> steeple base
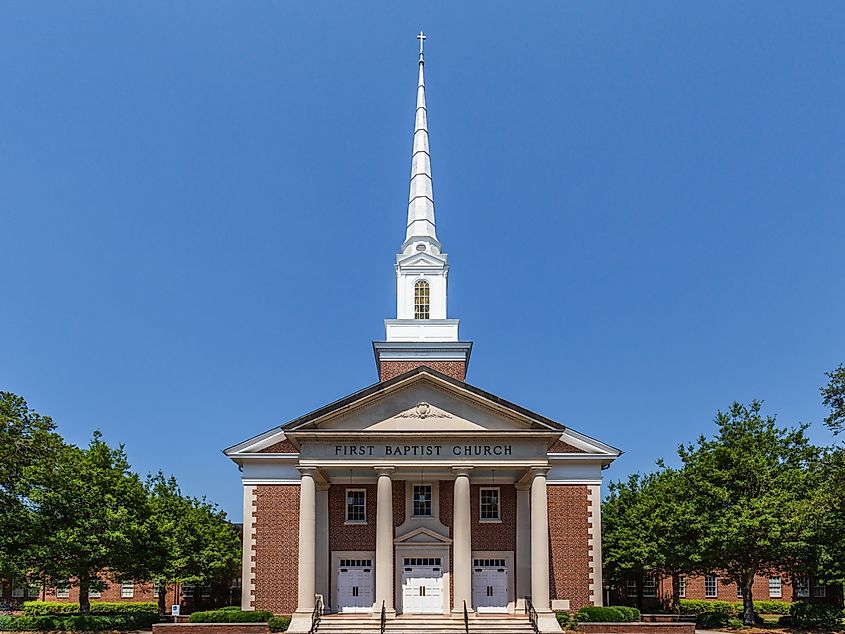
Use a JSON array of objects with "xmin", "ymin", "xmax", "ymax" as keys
[{"xmin": 373, "ymin": 340, "xmax": 473, "ymax": 382}]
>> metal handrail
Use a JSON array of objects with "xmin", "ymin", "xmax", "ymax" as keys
[
  {"xmin": 463, "ymin": 600, "xmax": 469, "ymax": 634},
  {"xmin": 524, "ymin": 596, "xmax": 539, "ymax": 634},
  {"xmin": 380, "ymin": 600, "xmax": 386, "ymax": 634},
  {"xmin": 308, "ymin": 594, "xmax": 323, "ymax": 634}
]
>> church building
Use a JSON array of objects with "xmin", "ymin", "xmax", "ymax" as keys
[{"xmin": 224, "ymin": 34, "xmax": 620, "ymax": 634}]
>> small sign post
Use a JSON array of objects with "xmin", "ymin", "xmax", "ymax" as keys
[{"xmin": 171, "ymin": 605, "xmax": 180, "ymax": 622}]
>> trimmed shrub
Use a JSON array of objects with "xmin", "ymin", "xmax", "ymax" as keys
[
  {"xmin": 576, "ymin": 606, "xmax": 628, "ymax": 622},
  {"xmin": 612, "ymin": 606, "xmax": 641, "ymax": 622},
  {"xmin": 188, "ymin": 609, "xmax": 273, "ymax": 623},
  {"xmin": 679, "ymin": 599, "xmax": 739, "ymax": 616},
  {"xmin": 695, "ymin": 612, "xmax": 730, "ymax": 629},
  {"xmin": 754, "ymin": 600, "xmax": 791, "ymax": 615},
  {"xmin": 267, "ymin": 615, "xmax": 291, "ymax": 632},
  {"xmin": 555, "ymin": 612, "xmax": 571, "ymax": 628},
  {"xmin": 0, "ymin": 613, "xmax": 158, "ymax": 631},
  {"xmin": 789, "ymin": 601, "xmax": 844, "ymax": 630},
  {"xmin": 22, "ymin": 601, "xmax": 159, "ymax": 616}
]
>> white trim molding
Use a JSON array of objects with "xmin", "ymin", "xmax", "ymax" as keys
[
  {"xmin": 241, "ymin": 485, "xmax": 257, "ymax": 610},
  {"xmin": 587, "ymin": 484, "xmax": 603, "ymax": 606}
]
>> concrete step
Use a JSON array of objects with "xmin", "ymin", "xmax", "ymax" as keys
[{"xmin": 316, "ymin": 615, "xmax": 535, "ymax": 633}]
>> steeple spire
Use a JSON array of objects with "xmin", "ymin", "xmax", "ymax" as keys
[{"xmin": 404, "ymin": 30, "xmax": 439, "ymax": 254}]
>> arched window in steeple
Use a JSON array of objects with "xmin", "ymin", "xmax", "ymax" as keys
[{"xmin": 414, "ymin": 280, "xmax": 430, "ymax": 319}]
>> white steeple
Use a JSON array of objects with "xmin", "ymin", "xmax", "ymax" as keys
[
  {"xmin": 403, "ymin": 31, "xmax": 441, "ymax": 255},
  {"xmin": 374, "ymin": 33, "xmax": 472, "ymax": 381}
]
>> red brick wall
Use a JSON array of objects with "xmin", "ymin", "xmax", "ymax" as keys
[
  {"xmin": 154, "ymin": 625, "xmax": 269, "ymax": 634},
  {"xmin": 253, "ymin": 485, "xmax": 299, "ymax": 614},
  {"xmin": 470, "ymin": 484, "xmax": 516, "ymax": 551},
  {"xmin": 258, "ymin": 439, "xmax": 298, "ymax": 453},
  {"xmin": 548, "ymin": 440, "xmax": 586, "ymax": 453},
  {"xmin": 672, "ymin": 573, "xmax": 794, "ymax": 601},
  {"xmin": 577, "ymin": 624, "xmax": 695, "ymax": 634},
  {"xmin": 549, "ymin": 484, "xmax": 592, "ymax": 610},
  {"xmin": 329, "ymin": 484, "xmax": 377, "ymax": 551},
  {"xmin": 392, "ymin": 481, "xmax": 406, "ymax": 527},
  {"xmin": 379, "ymin": 361, "xmax": 466, "ymax": 382}
]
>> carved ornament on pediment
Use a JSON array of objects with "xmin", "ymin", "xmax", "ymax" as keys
[{"xmin": 393, "ymin": 401, "xmax": 452, "ymax": 420}]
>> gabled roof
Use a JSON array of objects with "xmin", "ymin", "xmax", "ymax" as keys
[{"xmin": 223, "ymin": 366, "xmax": 621, "ymax": 457}]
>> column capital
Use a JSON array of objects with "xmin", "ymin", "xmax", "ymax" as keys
[
  {"xmin": 297, "ymin": 466, "xmax": 319, "ymax": 476},
  {"xmin": 529, "ymin": 466, "xmax": 550, "ymax": 477},
  {"xmin": 374, "ymin": 466, "xmax": 395, "ymax": 475},
  {"xmin": 451, "ymin": 466, "xmax": 474, "ymax": 477}
]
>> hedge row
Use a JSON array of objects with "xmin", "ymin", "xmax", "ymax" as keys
[
  {"xmin": 21, "ymin": 601, "xmax": 159, "ymax": 616},
  {"xmin": 268, "ymin": 616, "xmax": 290, "ymax": 632},
  {"xmin": 678, "ymin": 598, "xmax": 792, "ymax": 616},
  {"xmin": 0, "ymin": 613, "xmax": 158, "ymax": 631},
  {"xmin": 575, "ymin": 606, "xmax": 640, "ymax": 622},
  {"xmin": 188, "ymin": 609, "xmax": 273, "ymax": 623},
  {"xmin": 789, "ymin": 602, "xmax": 845, "ymax": 630}
]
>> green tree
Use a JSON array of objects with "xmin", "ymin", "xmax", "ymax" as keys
[
  {"xmin": 27, "ymin": 432, "xmax": 165, "ymax": 612},
  {"xmin": 679, "ymin": 401, "xmax": 819, "ymax": 626},
  {"xmin": 0, "ymin": 392, "xmax": 63, "ymax": 580},
  {"xmin": 821, "ymin": 364, "xmax": 845, "ymax": 434},
  {"xmin": 603, "ymin": 468, "xmax": 703, "ymax": 611},
  {"xmin": 146, "ymin": 472, "xmax": 241, "ymax": 612}
]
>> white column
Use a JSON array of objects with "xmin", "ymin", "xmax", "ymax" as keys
[
  {"xmin": 515, "ymin": 483, "xmax": 531, "ymax": 610},
  {"xmin": 530, "ymin": 467, "xmax": 562, "ymax": 632},
  {"xmin": 452, "ymin": 466, "xmax": 473, "ymax": 616},
  {"xmin": 316, "ymin": 484, "xmax": 330, "ymax": 610},
  {"xmin": 288, "ymin": 468, "xmax": 318, "ymax": 632},
  {"xmin": 374, "ymin": 467, "xmax": 396, "ymax": 616}
]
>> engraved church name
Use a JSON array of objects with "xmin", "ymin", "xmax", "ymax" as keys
[{"xmin": 333, "ymin": 444, "xmax": 513, "ymax": 457}]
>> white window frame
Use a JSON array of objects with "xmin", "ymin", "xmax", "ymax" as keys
[
  {"xmin": 705, "ymin": 575, "xmax": 718, "ymax": 599},
  {"xmin": 345, "ymin": 488, "xmax": 367, "ymax": 524},
  {"xmin": 412, "ymin": 484, "xmax": 433, "ymax": 518},
  {"xmin": 737, "ymin": 584, "xmax": 744, "ymax": 598},
  {"xmin": 768, "ymin": 577, "xmax": 782, "ymax": 599},
  {"xmin": 12, "ymin": 583, "xmax": 24, "ymax": 598},
  {"xmin": 56, "ymin": 582, "xmax": 70, "ymax": 599},
  {"xmin": 89, "ymin": 587, "xmax": 102, "ymax": 598},
  {"xmin": 152, "ymin": 582, "xmax": 161, "ymax": 598},
  {"xmin": 626, "ymin": 580, "xmax": 637, "ymax": 598},
  {"xmin": 795, "ymin": 576, "xmax": 810, "ymax": 598},
  {"xmin": 813, "ymin": 583, "xmax": 826, "ymax": 598},
  {"xmin": 678, "ymin": 575, "xmax": 686, "ymax": 598},
  {"xmin": 182, "ymin": 584, "xmax": 193, "ymax": 599},
  {"xmin": 643, "ymin": 576, "xmax": 657, "ymax": 598},
  {"xmin": 479, "ymin": 487, "xmax": 501, "ymax": 523},
  {"xmin": 121, "ymin": 580, "xmax": 134, "ymax": 598}
]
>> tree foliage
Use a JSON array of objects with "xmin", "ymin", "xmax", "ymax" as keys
[
  {"xmin": 678, "ymin": 401, "xmax": 819, "ymax": 625},
  {"xmin": 146, "ymin": 473, "xmax": 241, "ymax": 612},
  {"xmin": 26, "ymin": 432, "xmax": 166, "ymax": 612},
  {"xmin": 821, "ymin": 364, "xmax": 845, "ymax": 435}
]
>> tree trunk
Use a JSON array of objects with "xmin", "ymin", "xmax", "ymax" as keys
[
  {"xmin": 636, "ymin": 578, "xmax": 643, "ymax": 610},
  {"xmin": 741, "ymin": 575, "xmax": 755, "ymax": 626},
  {"xmin": 671, "ymin": 572, "xmax": 680, "ymax": 614},
  {"xmin": 78, "ymin": 576, "xmax": 91, "ymax": 614},
  {"xmin": 158, "ymin": 584, "xmax": 166, "ymax": 614}
]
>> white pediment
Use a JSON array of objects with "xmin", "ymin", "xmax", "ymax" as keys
[
  {"xmin": 394, "ymin": 527, "xmax": 452, "ymax": 546},
  {"xmin": 396, "ymin": 251, "xmax": 446, "ymax": 268}
]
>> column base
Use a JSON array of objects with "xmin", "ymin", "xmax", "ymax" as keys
[
  {"xmin": 371, "ymin": 606, "xmax": 396, "ymax": 619},
  {"xmin": 286, "ymin": 611, "xmax": 316, "ymax": 633},
  {"xmin": 536, "ymin": 610, "xmax": 563, "ymax": 633}
]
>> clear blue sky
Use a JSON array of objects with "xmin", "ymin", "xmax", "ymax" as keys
[{"xmin": 2, "ymin": 2, "xmax": 843, "ymax": 522}]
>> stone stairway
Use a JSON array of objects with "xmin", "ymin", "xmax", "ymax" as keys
[{"xmin": 316, "ymin": 614, "xmax": 535, "ymax": 634}]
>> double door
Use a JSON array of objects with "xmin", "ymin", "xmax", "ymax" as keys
[
  {"xmin": 401, "ymin": 557, "xmax": 444, "ymax": 614},
  {"xmin": 337, "ymin": 560, "xmax": 373, "ymax": 613},
  {"xmin": 472, "ymin": 559, "xmax": 508, "ymax": 613}
]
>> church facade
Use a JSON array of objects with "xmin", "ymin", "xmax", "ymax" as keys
[{"xmin": 224, "ymin": 35, "xmax": 620, "ymax": 634}]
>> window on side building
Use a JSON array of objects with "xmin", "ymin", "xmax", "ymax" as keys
[
  {"xmin": 412, "ymin": 484, "xmax": 432, "ymax": 517},
  {"xmin": 813, "ymin": 583, "xmax": 826, "ymax": 598},
  {"xmin": 643, "ymin": 577, "xmax": 657, "ymax": 598},
  {"xmin": 626, "ymin": 580, "xmax": 637, "ymax": 598},
  {"xmin": 768, "ymin": 577, "xmax": 782, "ymax": 599},
  {"xmin": 121, "ymin": 581, "xmax": 134, "ymax": 599},
  {"xmin": 89, "ymin": 587, "xmax": 101, "ymax": 598},
  {"xmin": 345, "ymin": 489, "xmax": 366, "ymax": 523},
  {"xmin": 479, "ymin": 487, "xmax": 500, "ymax": 522},
  {"xmin": 678, "ymin": 575, "xmax": 686, "ymax": 598},
  {"xmin": 182, "ymin": 584, "xmax": 194, "ymax": 599},
  {"xmin": 705, "ymin": 575, "xmax": 718, "ymax": 598},
  {"xmin": 56, "ymin": 582, "xmax": 70, "ymax": 599},
  {"xmin": 795, "ymin": 576, "xmax": 810, "ymax": 598}
]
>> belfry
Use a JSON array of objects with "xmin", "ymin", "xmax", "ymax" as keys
[{"xmin": 225, "ymin": 34, "xmax": 620, "ymax": 634}]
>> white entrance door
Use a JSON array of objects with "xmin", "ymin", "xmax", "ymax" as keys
[
  {"xmin": 337, "ymin": 559, "xmax": 373, "ymax": 613},
  {"xmin": 401, "ymin": 557, "xmax": 444, "ymax": 614},
  {"xmin": 472, "ymin": 559, "xmax": 508, "ymax": 613}
]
